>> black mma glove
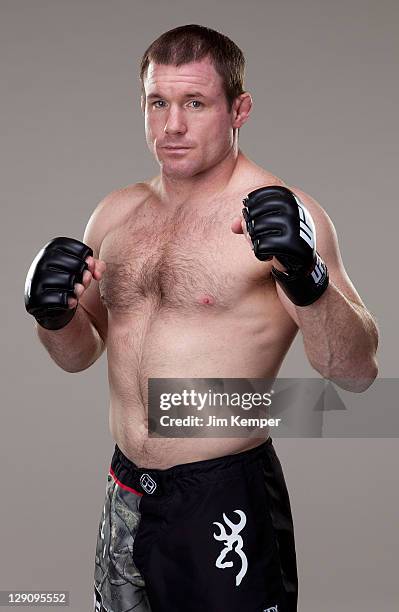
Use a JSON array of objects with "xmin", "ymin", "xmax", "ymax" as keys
[
  {"xmin": 242, "ymin": 185, "xmax": 329, "ymax": 306},
  {"xmin": 24, "ymin": 237, "xmax": 93, "ymax": 330}
]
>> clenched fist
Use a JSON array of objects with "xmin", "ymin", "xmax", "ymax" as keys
[{"xmin": 24, "ymin": 236, "xmax": 105, "ymax": 330}]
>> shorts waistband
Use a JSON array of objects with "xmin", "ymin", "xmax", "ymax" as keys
[{"xmin": 109, "ymin": 437, "xmax": 273, "ymax": 497}]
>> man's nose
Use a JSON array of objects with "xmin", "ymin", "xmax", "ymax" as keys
[{"xmin": 164, "ymin": 106, "xmax": 187, "ymax": 135}]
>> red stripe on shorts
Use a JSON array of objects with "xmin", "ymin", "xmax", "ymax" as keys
[{"xmin": 109, "ymin": 466, "xmax": 143, "ymax": 496}]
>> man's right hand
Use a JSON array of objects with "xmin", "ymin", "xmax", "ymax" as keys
[{"xmin": 24, "ymin": 236, "xmax": 104, "ymax": 331}]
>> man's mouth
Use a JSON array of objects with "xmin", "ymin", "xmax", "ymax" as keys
[{"xmin": 161, "ymin": 146, "xmax": 192, "ymax": 154}]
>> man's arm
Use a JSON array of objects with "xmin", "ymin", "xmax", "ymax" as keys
[
  {"xmin": 33, "ymin": 182, "xmax": 149, "ymax": 372},
  {"xmin": 35, "ymin": 302, "xmax": 105, "ymax": 373},
  {"xmin": 34, "ymin": 195, "xmax": 110, "ymax": 373},
  {"xmin": 275, "ymin": 186, "xmax": 379, "ymax": 392}
]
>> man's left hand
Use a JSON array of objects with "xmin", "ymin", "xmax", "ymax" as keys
[{"xmin": 232, "ymin": 185, "xmax": 329, "ymax": 306}]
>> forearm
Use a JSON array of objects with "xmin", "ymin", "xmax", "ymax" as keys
[
  {"xmin": 35, "ymin": 304, "xmax": 104, "ymax": 373},
  {"xmin": 297, "ymin": 282, "xmax": 379, "ymax": 391}
]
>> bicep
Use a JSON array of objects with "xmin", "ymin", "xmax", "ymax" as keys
[
  {"xmin": 291, "ymin": 186, "xmax": 365, "ymax": 307},
  {"xmin": 78, "ymin": 203, "xmax": 109, "ymax": 344},
  {"xmin": 276, "ymin": 186, "xmax": 366, "ymax": 325},
  {"xmin": 77, "ymin": 181, "xmax": 152, "ymax": 342}
]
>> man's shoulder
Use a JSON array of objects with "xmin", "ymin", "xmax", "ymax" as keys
[
  {"xmin": 91, "ymin": 180, "xmax": 154, "ymax": 226},
  {"xmin": 240, "ymin": 161, "xmax": 329, "ymax": 221},
  {"xmin": 233, "ymin": 157, "xmax": 288, "ymax": 195},
  {"xmin": 97, "ymin": 181, "xmax": 153, "ymax": 213},
  {"xmin": 83, "ymin": 181, "xmax": 153, "ymax": 253},
  {"xmin": 288, "ymin": 184, "xmax": 336, "ymax": 237},
  {"xmin": 237, "ymin": 160, "xmax": 335, "ymax": 241}
]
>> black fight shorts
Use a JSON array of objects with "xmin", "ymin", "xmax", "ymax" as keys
[{"xmin": 94, "ymin": 437, "xmax": 298, "ymax": 612}]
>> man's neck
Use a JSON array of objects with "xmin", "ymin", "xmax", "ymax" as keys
[{"xmin": 153, "ymin": 148, "xmax": 247, "ymax": 207}]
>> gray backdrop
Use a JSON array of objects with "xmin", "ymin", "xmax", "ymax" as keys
[{"xmin": 1, "ymin": 0, "xmax": 398, "ymax": 610}]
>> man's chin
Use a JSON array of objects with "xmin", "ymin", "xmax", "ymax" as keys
[{"xmin": 161, "ymin": 161, "xmax": 200, "ymax": 179}]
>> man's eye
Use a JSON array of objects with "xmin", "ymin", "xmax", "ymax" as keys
[{"xmin": 151, "ymin": 100, "xmax": 202, "ymax": 109}]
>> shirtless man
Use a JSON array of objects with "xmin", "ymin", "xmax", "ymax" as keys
[{"xmin": 25, "ymin": 24, "xmax": 378, "ymax": 612}]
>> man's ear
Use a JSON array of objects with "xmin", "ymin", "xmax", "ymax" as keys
[{"xmin": 232, "ymin": 92, "xmax": 253, "ymax": 129}]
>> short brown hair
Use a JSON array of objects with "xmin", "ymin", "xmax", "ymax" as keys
[{"xmin": 139, "ymin": 24, "xmax": 246, "ymax": 111}]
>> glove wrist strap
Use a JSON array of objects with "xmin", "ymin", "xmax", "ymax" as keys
[
  {"xmin": 36, "ymin": 305, "xmax": 78, "ymax": 330},
  {"xmin": 272, "ymin": 252, "xmax": 329, "ymax": 306}
]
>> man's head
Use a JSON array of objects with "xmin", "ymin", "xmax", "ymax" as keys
[{"xmin": 139, "ymin": 24, "xmax": 252, "ymax": 179}]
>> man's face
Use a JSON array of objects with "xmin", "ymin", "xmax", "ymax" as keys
[{"xmin": 142, "ymin": 57, "xmax": 236, "ymax": 179}]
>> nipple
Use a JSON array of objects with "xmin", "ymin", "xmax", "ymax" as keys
[{"xmin": 199, "ymin": 293, "xmax": 215, "ymax": 306}]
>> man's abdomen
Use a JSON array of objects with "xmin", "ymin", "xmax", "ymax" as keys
[{"xmin": 105, "ymin": 304, "xmax": 296, "ymax": 468}]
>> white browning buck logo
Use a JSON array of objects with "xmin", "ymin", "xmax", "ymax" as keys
[{"xmin": 212, "ymin": 509, "xmax": 248, "ymax": 586}]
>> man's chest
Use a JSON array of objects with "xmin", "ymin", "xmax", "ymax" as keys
[{"xmin": 98, "ymin": 200, "xmax": 269, "ymax": 313}]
